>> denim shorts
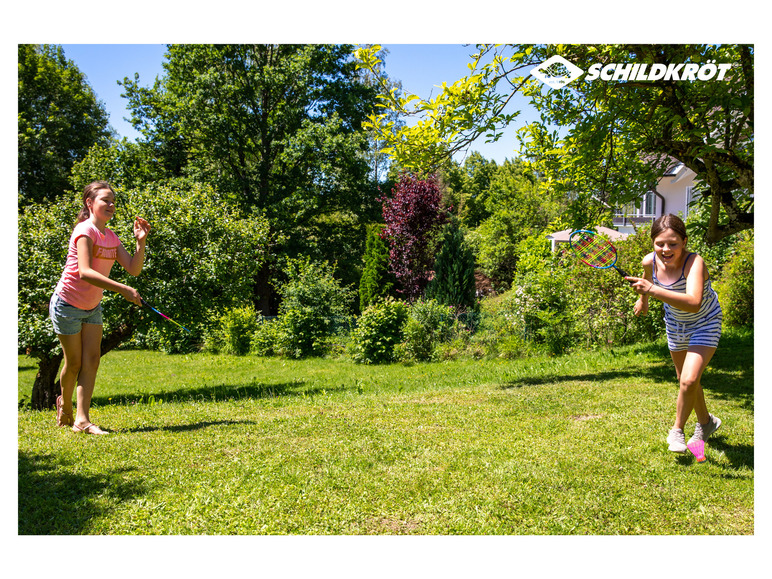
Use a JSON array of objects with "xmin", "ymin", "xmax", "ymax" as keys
[{"xmin": 49, "ymin": 293, "xmax": 103, "ymax": 335}]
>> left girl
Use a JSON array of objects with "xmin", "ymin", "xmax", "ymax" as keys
[{"xmin": 50, "ymin": 181, "xmax": 150, "ymax": 434}]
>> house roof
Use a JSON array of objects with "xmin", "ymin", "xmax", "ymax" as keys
[{"xmin": 546, "ymin": 226, "xmax": 629, "ymax": 243}]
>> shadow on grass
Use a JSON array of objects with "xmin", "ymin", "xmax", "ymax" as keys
[
  {"xmin": 673, "ymin": 434, "xmax": 754, "ymax": 472},
  {"xmin": 119, "ymin": 419, "xmax": 259, "ymax": 434},
  {"xmin": 18, "ymin": 452, "xmax": 147, "ymax": 534},
  {"xmin": 92, "ymin": 380, "xmax": 348, "ymax": 407},
  {"xmin": 499, "ymin": 330, "xmax": 753, "ymax": 410}
]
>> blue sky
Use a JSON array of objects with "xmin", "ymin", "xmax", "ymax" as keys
[{"xmin": 59, "ymin": 43, "xmax": 535, "ymax": 165}]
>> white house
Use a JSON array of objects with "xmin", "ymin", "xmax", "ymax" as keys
[
  {"xmin": 546, "ymin": 163, "xmax": 695, "ymax": 250},
  {"xmin": 614, "ymin": 163, "xmax": 696, "ymax": 234}
]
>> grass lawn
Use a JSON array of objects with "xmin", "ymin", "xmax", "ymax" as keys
[{"xmin": 17, "ymin": 330, "xmax": 753, "ymax": 535}]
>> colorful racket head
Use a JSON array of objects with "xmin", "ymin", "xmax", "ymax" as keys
[{"xmin": 569, "ymin": 230, "xmax": 620, "ymax": 270}]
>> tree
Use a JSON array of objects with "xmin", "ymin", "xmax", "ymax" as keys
[
  {"xmin": 426, "ymin": 219, "xmax": 476, "ymax": 311},
  {"xmin": 358, "ymin": 223, "xmax": 396, "ymax": 311},
  {"xmin": 122, "ymin": 44, "xmax": 380, "ymax": 314},
  {"xmin": 440, "ymin": 152, "xmax": 499, "ymax": 228},
  {"xmin": 473, "ymin": 159, "xmax": 562, "ymax": 285},
  {"xmin": 18, "ymin": 44, "xmax": 113, "ymax": 205},
  {"xmin": 18, "ymin": 180, "xmax": 271, "ymax": 409},
  {"xmin": 356, "ymin": 44, "xmax": 753, "ymax": 243},
  {"xmin": 381, "ymin": 174, "xmax": 447, "ymax": 301}
]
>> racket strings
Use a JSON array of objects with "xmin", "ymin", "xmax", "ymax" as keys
[{"xmin": 573, "ymin": 234, "xmax": 616, "ymax": 267}]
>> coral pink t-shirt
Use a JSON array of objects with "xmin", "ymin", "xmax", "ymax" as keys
[{"xmin": 54, "ymin": 220, "xmax": 122, "ymax": 310}]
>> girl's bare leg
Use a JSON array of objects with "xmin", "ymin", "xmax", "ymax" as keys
[
  {"xmin": 73, "ymin": 323, "xmax": 103, "ymax": 428},
  {"xmin": 670, "ymin": 346, "xmax": 716, "ymax": 430}
]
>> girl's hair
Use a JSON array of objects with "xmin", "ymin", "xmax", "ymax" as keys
[
  {"xmin": 651, "ymin": 213, "xmax": 687, "ymax": 241},
  {"xmin": 76, "ymin": 181, "xmax": 115, "ymax": 225}
]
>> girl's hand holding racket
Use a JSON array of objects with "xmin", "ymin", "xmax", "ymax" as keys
[
  {"xmin": 625, "ymin": 276, "xmax": 654, "ymax": 296},
  {"xmin": 120, "ymin": 286, "xmax": 143, "ymax": 306}
]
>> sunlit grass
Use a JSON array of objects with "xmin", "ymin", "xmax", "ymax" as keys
[{"xmin": 18, "ymin": 329, "xmax": 753, "ymax": 534}]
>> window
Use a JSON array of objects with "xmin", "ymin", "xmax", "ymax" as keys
[{"xmin": 643, "ymin": 191, "xmax": 656, "ymax": 216}]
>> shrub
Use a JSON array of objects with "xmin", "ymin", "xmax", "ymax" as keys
[
  {"xmin": 381, "ymin": 174, "xmax": 447, "ymax": 300},
  {"xmin": 351, "ymin": 298, "xmax": 408, "ymax": 364},
  {"xmin": 272, "ymin": 258, "xmax": 354, "ymax": 358},
  {"xmin": 251, "ymin": 317, "xmax": 281, "ymax": 357},
  {"xmin": 203, "ymin": 305, "xmax": 259, "ymax": 355},
  {"xmin": 715, "ymin": 233, "xmax": 753, "ymax": 328},
  {"xmin": 395, "ymin": 299, "xmax": 457, "ymax": 362}
]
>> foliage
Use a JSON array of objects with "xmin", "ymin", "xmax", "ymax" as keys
[
  {"xmin": 18, "ymin": 44, "xmax": 112, "ymax": 205},
  {"xmin": 269, "ymin": 258, "xmax": 355, "ymax": 358},
  {"xmin": 351, "ymin": 297, "xmax": 408, "ymax": 364},
  {"xmin": 71, "ymin": 140, "xmax": 169, "ymax": 193},
  {"xmin": 714, "ymin": 234, "xmax": 753, "ymax": 328},
  {"xmin": 358, "ymin": 223, "xmax": 396, "ymax": 311},
  {"xmin": 394, "ymin": 299, "xmax": 458, "ymax": 362},
  {"xmin": 203, "ymin": 305, "xmax": 260, "ymax": 356},
  {"xmin": 439, "ymin": 152, "xmax": 500, "ymax": 227},
  {"xmin": 355, "ymin": 45, "xmax": 523, "ymax": 174},
  {"xmin": 357, "ymin": 44, "xmax": 753, "ymax": 243},
  {"xmin": 381, "ymin": 174, "xmax": 448, "ymax": 301},
  {"xmin": 494, "ymin": 227, "xmax": 666, "ymax": 355},
  {"xmin": 122, "ymin": 44, "xmax": 381, "ymax": 313},
  {"xmin": 426, "ymin": 220, "xmax": 477, "ymax": 311}
]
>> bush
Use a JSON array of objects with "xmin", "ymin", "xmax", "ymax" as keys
[
  {"xmin": 509, "ymin": 268, "xmax": 575, "ymax": 356},
  {"xmin": 203, "ymin": 305, "xmax": 259, "ymax": 355},
  {"xmin": 272, "ymin": 258, "xmax": 354, "ymax": 358},
  {"xmin": 395, "ymin": 299, "xmax": 458, "ymax": 362},
  {"xmin": 715, "ymin": 233, "xmax": 753, "ymax": 328},
  {"xmin": 351, "ymin": 298, "xmax": 408, "ymax": 364}
]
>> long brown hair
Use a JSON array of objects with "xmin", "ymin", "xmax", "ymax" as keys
[
  {"xmin": 76, "ymin": 181, "xmax": 115, "ymax": 225},
  {"xmin": 651, "ymin": 213, "xmax": 687, "ymax": 242}
]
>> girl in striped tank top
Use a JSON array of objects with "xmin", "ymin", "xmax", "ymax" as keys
[{"xmin": 626, "ymin": 215, "xmax": 722, "ymax": 454}]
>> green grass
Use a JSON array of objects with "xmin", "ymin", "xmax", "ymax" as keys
[{"xmin": 17, "ymin": 329, "xmax": 754, "ymax": 534}]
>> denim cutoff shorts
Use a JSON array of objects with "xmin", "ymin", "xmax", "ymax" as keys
[{"xmin": 49, "ymin": 293, "xmax": 103, "ymax": 335}]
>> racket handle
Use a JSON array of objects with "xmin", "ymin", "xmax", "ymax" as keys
[{"xmin": 614, "ymin": 265, "xmax": 631, "ymax": 279}]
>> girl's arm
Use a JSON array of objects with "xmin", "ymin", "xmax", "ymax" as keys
[
  {"xmin": 627, "ymin": 255, "xmax": 706, "ymax": 314},
  {"xmin": 116, "ymin": 217, "xmax": 150, "ymax": 276},
  {"xmin": 77, "ymin": 236, "xmax": 142, "ymax": 306},
  {"xmin": 633, "ymin": 254, "xmax": 653, "ymax": 316}
]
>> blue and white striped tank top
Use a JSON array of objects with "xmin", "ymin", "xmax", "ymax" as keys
[{"xmin": 651, "ymin": 252, "xmax": 722, "ymax": 323}]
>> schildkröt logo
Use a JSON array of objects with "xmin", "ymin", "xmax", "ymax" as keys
[
  {"xmin": 530, "ymin": 55, "xmax": 733, "ymax": 89},
  {"xmin": 529, "ymin": 55, "xmax": 585, "ymax": 89}
]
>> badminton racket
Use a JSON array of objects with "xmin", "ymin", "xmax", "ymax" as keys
[
  {"xmin": 141, "ymin": 298, "xmax": 191, "ymax": 333},
  {"xmin": 568, "ymin": 229, "xmax": 630, "ymax": 278}
]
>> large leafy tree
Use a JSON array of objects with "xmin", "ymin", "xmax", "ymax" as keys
[
  {"xmin": 18, "ymin": 44, "xmax": 113, "ymax": 205},
  {"xmin": 357, "ymin": 44, "xmax": 753, "ymax": 243},
  {"xmin": 122, "ymin": 44, "xmax": 380, "ymax": 313}
]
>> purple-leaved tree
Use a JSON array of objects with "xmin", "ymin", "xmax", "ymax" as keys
[{"xmin": 381, "ymin": 174, "xmax": 447, "ymax": 301}]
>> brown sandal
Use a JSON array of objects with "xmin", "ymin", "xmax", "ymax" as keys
[{"xmin": 56, "ymin": 396, "xmax": 74, "ymax": 427}]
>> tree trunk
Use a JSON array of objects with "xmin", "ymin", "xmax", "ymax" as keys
[
  {"xmin": 30, "ymin": 352, "xmax": 63, "ymax": 411},
  {"xmin": 255, "ymin": 261, "xmax": 275, "ymax": 317}
]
